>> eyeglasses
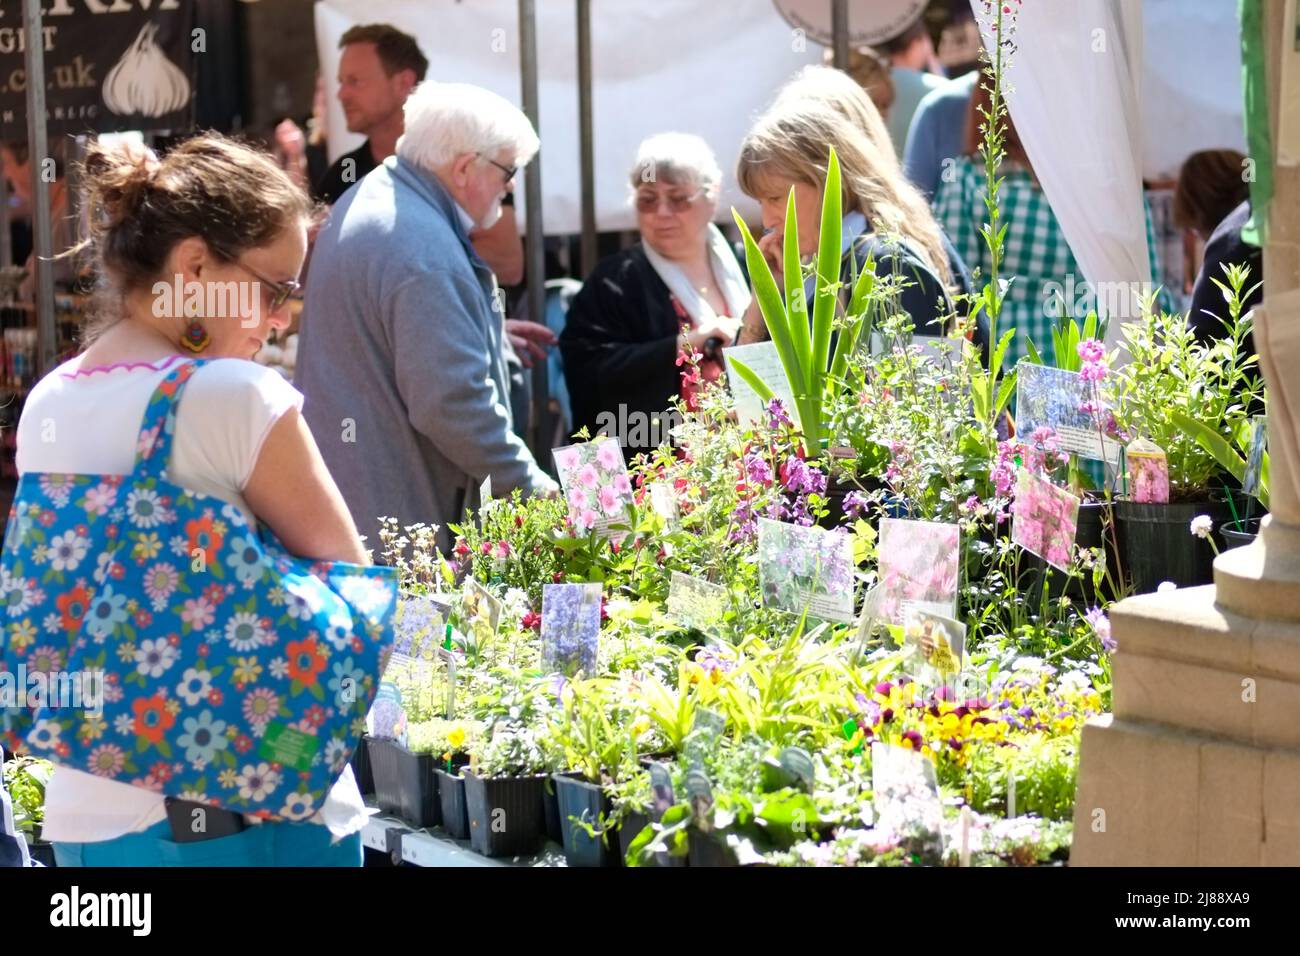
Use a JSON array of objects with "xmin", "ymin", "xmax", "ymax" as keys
[
  {"xmin": 225, "ymin": 258, "xmax": 301, "ymax": 313},
  {"xmin": 634, "ymin": 189, "xmax": 706, "ymax": 214},
  {"xmin": 478, "ymin": 153, "xmax": 518, "ymax": 185}
]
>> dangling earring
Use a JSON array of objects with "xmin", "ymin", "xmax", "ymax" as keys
[{"xmin": 180, "ymin": 320, "xmax": 211, "ymax": 353}]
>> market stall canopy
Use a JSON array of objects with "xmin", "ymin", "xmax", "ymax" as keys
[
  {"xmin": 316, "ymin": 0, "xmax": 826, "ymax": 234},
  {"xmin": 984, "ymin": 0, "xmax": 1246, "ymax": 346}
]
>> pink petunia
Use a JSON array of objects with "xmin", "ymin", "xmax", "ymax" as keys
[
  {"xmin": 567, "ymin": 487, "xmax": 590, "ymax": 512},
  {"xmin": 579, "ymin": 509, "xmax": 599, "ymax": 530},
  {"xmin": 578, "ymin": 464, "xmax": 600, "ymax": 489},
  {"xmin": 612, "ymin": 473, "xmax": 633, "ymax": 496},
  {"xmin": 554, "ymin": 447, "xmax": 579, "ymax": 473},
  {"xmin": 598, "ymin": 485, "xmax": 622, "ymax": 516},
  {"xmin": 596, "ymin": 440, "xmax": 623, "ymax": 471}
]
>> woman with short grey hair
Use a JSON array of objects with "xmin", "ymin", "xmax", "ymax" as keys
[{"xmin": 560, "ymin": 132, "xmax": 749, "ymax": 455}]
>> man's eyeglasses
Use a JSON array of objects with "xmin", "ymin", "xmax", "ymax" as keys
[
  {"xmin": 225, "ymin": 258, "xmax": 301, "ymax": 313},
  {"xmin": 634, "ymin": 189, "xmax": 705, "ymax": 214},
  {"xmin": 478, "ymin": 153, "xmax": 518, "ymax": 184}
]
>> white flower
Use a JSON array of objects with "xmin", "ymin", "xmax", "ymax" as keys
[
  {"xmin": 278, "ymin": 792, "xmax": 316, "ymax": 822},
  {"xmin": 28, "ymin": 718, "xmax": 62, "ymax": 751},
  {"xmin": 169, "ymin": 535, "xmax": 189, "ymax": 558},
  {"xmin": 48, "ymin": 530, "xmax": 90, "ymax": 572},
  {"xmin": 236, "ymin": 762, "xmax": 281, "ymax": 803},
  {"xmin": 268, "ymin": 657, "xmax": 289, "ymax": 679},
  {"xmin": 1189, "ymin": 515, "xmax": 1215, "ymax": 540},
  {"xmin": 42, "ymin": 612, "xmax": 62, "ymax": 634},
  {"xmin": 323, "ymin": 738, "xmax": 348, "ymax": 773},
  {"xmin": 93, "ymin": 551, "xmax": 115, "ymax": 585},
  {"xmin": 114, "ymin": 714, "xmax": 134, "ymax": 735},
  {"xmin": 175, "ymin": 666, "xmax": 213, "ymax": 706},
  {"xmin": 135, "ymin": 637, "xmax": 178, "ymax": 678},
  {"xmin": 224, "ymin": 612, "xmax": 268, "ymax": 652},
  {"xmin": 177, "ymin": 789, "xmax": 208, "ymax": 804},
  {"xmin": 323, "ymin": 617, "xmax": 353, "ymax": 651},
  {"xmin": 125, "ymin": 488, "xmax": 165, "ymax": 528},
  {"xmin": 1157, "ymin": 581, "xmax": 1178, "ymax": 593}
]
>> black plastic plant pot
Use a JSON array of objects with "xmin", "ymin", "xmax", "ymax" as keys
[
  {"xmin": 617, "ymin": 810, "xmax": 650, "ymax": 864},
  {"xmin": 1018, "ymin": 500, "xmax": 1117, "ymax": 604},
  {"xmin": 543, "ymin": 774, "xmax": 563, "ymax": 846},
  {"xmin": 1219, "ymin": 517, "xmax": 1261, "ymax": 551},
  {"xmin": 1114, "ymin": 496, "xmax": 1237, "ymax": 595},
  {"xmin": 687, "ymin": 828, "xmax": 736, "ymax": 867},
  {"xmin": 435, "ymin": 765, "xmax": 471, "ymax": 841},
  {"xmin": 368, "ymin": 736, "xmax": 441, "ymax": 829},
  {"xmin": 350, "ymin": 734, "xmax": 375, "ymax": 797},
  {"xmin": 553, "ymin": 772, "xmax": 620, "ymax": 867},
  {"xmin": 463, "ymin": 772, "xmax": 548, "ymax": 858}
]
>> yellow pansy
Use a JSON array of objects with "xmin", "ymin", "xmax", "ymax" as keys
[{"xmin": 447, "ymin": 725, "xmax": 467, "ymax": 750}]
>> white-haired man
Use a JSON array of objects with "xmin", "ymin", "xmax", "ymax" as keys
[{"xmin": 297, "ymin": 82, "xmax": 558, "ymax": 553}]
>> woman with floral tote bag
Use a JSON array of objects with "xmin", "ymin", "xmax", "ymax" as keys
[{"xmin": 2, "ymin": 135, "xmax": 389, "ymax": 867}]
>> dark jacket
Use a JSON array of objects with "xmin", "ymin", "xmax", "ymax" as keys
[
  {"xmin": 1188, "ymin": 200, "xmax": 1261, "ymax": 357},
  {"xmin": 559, "ymin": 244, "xmax": 695, "ymax": 455}
]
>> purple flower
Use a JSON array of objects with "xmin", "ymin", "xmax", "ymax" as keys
[
  {"xmin": 742, "ymin": 452, "xmax": 772, "ymax": 486},
  {"xmin": 1086, "ymin": 606, "xmax": 1115, "ymax": 652},
  {"xmin": 844, "ymin": 491, "xmax": 870, "ymax": 520},
  {"xmin": 781, "ymin": 457, "xmax": 827, "ymax": 496},
  {"xmin": 766, "ymin": 398, "xmax": 792, "ymax": 427},
  {"xmin": 1079, "ymin": 361, "xmax": 1107, "ymax": 383}
]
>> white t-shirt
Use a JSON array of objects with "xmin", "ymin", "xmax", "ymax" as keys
[{"xmin": 17, "ymin": 354, "xmax": 367, "ymax": 843}]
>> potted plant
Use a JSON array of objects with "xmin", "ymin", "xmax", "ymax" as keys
[
  {"xmin": 431, "ymin": 720, "xmax": 481, "ymax": 841},
  {"xmin": 2, "ymin": 753, "xmax": 55, "ymax": 866},
  {"xmin": 1170, "ymin": 411, "xmax": 1269, "ymax": 549},
  {"xmin": 549, "ymin": 677, "xmax": 647, "ymax": 867},
  {"xmin": 1109, "ymin": 269, "xmax": 1262, "ymax": 593},
  {"xmin": 463, "ymin": 724, "xmax": 550, "ymax": 858}
]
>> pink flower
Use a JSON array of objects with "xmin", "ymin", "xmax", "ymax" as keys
[
  {"xmin": 554, "ymin": 447, "xmax": 579, "ymax": 472},
  {"xmin": 579, "ymin": 509, "xmax": 599, "ymax": 530},
  {"xmin": 84, "ymin": 484, "xmax": 117, "ymax": 516},
  {"xmin": 598, "ymin": 485, "xmax": 622, "ymax": 516},
  {"xmin": 1077, "ymin": 339, "xmax": 1105, "ymax": 364},
  {"xmin": 613, "ymin": 473, "xmax": 632, "ymax": 496},
  {"xmin": 180, "ymin": 597, "xmax": 216, "ymax": 630},
  {"xmin": 567, "ymin": 487, "xmax": 590, "ymax": 512},
  {"xmin": 578, "ymin": 464, "xmax": 600, "ymax": 489},
  {"xmin": 1079, "ymin": 361, "xmax": 1107, "ymax": 383},
  {"xmin": 596, "ymin": 440, "xmax": 623, "ymax": 471}
]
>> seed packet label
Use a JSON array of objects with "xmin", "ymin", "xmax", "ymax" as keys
[
  {"xmin": 876, "ymin": 518, "xmax": 960, "ymax": 625},
  {"xmin": 437, "ymin": 647, "xmax": 457, "ymax": 719},
  {"xmin": 901, "ymin": 608, "xmax": 966, "ymax": 687},
  {"xmin": 667, "ymin": 572, "xmax": 727, "ymax": 632},
  {"xmin": 258, "ymin": 722, "xmax": 319, "ymax": 773},
  {"xmin": 1125, "ymin": 438, "xmax": 1169, "ymax": 504},
  {"xmin": 540, "ymin": 582, "xmax": 602, "ymax": 676},
  {"xmin": 369, "ymin": 681, "xmax": 405, "ymax": 741},
  {"xmin": 647, "ymin": 481, "xmax": 680, "ymax": 528},
  {"xmin": 461, "ymin": 578, "xmax": 501, "ymax": 653},
  {"xmin": 1011, "ymin": 468, "xmax": 1081, "ymax": 572},
  {"xmin": 1243, "ymin": 416, "xmax": 1267, "ymax": 499},
  {"xmin": 554, "ymin": 437, "xmax": 635, "ymax": 539},
  {"xmin": 1015, "ymin": 362, "xmax": 1122, "ymax": 465},
  {"xmin": 392, "ymin": 593, "xmax": 449, "ymax": 661},
  {"xmin": 724, "ymin": 341, "xmax": 797, "ymax": 430},
  {"xmin": 756, "ymin": 517, "xmax": 856, "ymax": 623},
  {"xmin": 871, "ymin": 742, "xmax": 944, "ymax": 855}
]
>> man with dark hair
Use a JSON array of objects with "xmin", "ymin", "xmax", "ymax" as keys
[
  {"xmin": 314, "ymin": 22, "xmax": 524, "ymax": 285},
  {"xmin": 314, "ymin": 24, "xmax": 428, "ymax": 205},
  {"xmin": 879, "ymin": 15, "xmax": 944, "ymax": 160}
]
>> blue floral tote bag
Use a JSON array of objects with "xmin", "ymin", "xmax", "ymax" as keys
[{"xmin": 0, "ymin": 359, "xmax": 398, "ymax": 821}]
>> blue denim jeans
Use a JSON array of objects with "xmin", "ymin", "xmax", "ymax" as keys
[{"xmin": 53, "ymin": 819, "xmax": 362, "ymax": 867}]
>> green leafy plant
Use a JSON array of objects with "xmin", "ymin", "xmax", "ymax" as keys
[{"xmin": 2, "ymin": 754, "xmax": 53, "ymax": 838}]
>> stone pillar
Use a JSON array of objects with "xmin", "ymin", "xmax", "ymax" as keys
[{"xmin": 1071, "ymin": 0, "xmax": 1300, "ymax": 866}]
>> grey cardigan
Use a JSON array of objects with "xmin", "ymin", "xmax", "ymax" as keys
[{"xmin": 296, "ymin": 155, "xmax": 554, "ymax": 554}]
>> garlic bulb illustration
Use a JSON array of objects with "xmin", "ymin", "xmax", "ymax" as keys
[{"xmin": 102, "ymin": 22, "xmax": 191, "ymax": 118}]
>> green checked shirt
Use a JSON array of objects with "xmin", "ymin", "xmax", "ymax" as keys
[{"xmin": 933, "ymin": 156, "xmax": 1162, "ymax": 371}]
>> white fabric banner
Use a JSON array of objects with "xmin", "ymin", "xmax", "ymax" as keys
[
  {"xmin": 316, "ymin": 0, "xmax": 822, "ymax": 235},
  {"xmin": 975, "ymin": 0, "xmax": 1151, "ymax": 344}
]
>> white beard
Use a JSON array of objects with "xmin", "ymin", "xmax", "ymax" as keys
[{"xmin": 477, "ymin": 201, "xmax": 503, "ymax": 231}]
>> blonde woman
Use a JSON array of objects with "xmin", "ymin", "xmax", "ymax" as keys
[{"xmin": 735, "ymin": 94, "xmax": 984, "ymax": 358}]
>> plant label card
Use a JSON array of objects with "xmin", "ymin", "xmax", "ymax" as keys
[
  {"xmin": 369, "ymin": 681, "xmax": 406, "ymax": 742},
  {"xmin": 876, "ymin": 518, "xmax": 960, "ymax": 625},
  {"xmin": 756, "ymin": 518, "xmax": 856, "ymax": 623},
  {"xmin": 1011, "ymin": 468, "xmax": 1080, "ymax": 572},
  {"xmin": 648, "ymin": 761, "xmax": 675, "ymax": 821},
  {"xmin": 1015, "ymin": 362, "xmax": 1122, "ymax": 466},
  {"xmin": 724, "ymin": 341, "xmax": 798, "ymax": 430},
  {"xmin": 392, "ymin": 593, "xmax": 449, "ymax": 662},
  {"xmin": 479, "ymin": 474, "xmax": 494, "ymax": 518},
  {"xmin": 461, "ymin": 578, "xmax": 501, "ymax": 654},
  {"xmin": 854, "ymin": 585, "xmax": 884, "ymax": 654},
  {"xmin": 646, "ymin": 480, "xmax": 681, "ymax": 529},
  {"xmin": 1125, "ymin": 438, "xmax": 1169, "ymax": 504},
  {"xmin": 871, "ymin": 742, "xmax": 944, "ymax": 855},
  {"xmin": 901, "ymin": 608, "xmax": 966, "ymax": 687},
  {"xmin": 667, "ymin": 571, "xmax": 727, "ymax": 633},
  {"xmin": 437, "ymin": 647, "xmax": 457, "ymax": 719},
  {"xmin": 554, "ymin": 437, "xmax": 635, "ymax": 539},
  {"xmin": 540, "ymin": 582, "xmax": 602, "ymax": 676},
  {"xmin": 1243, "ymin": 416, "xmax": 1267, "ymax": 499}
]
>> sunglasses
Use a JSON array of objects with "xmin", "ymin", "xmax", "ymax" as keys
[
  {"xmin": 225, "ymin": 258, "xmax": 301, "ymax": 312},
  {"xmin": 478, "ymin": 153, "xmax": 518, "ymax": 184},
  {"xmin": 634, "ymin": 189, "xmax": 705, "ymax": 214}
]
